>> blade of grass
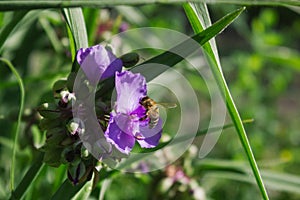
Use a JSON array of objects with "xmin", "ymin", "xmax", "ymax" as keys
[
  {"xmin": 0, "ymin": 0, "xmax": 299, "ymax": 11},
  {"xmin": 83, "ymin": 8, "xmax": 100, "ymax": 45},
  {"xmin": 71, "ymin": 175, "xmax": 93, "ymax": 200},
  {"xmin": 0, "ymin": 11, "xmax": 27, "ymax": 51},
  {"xmin": 0, "ymin": 58, "xmax": 25, "ymax": 192},
  {"xmin": 38, "ymin": 14, "xmax": 64, "ymax": 53},
  {"xmin": 184, "ymin": 3, "xmax": 269, "ymax": 200},
  {"xmin": 51, "ymin": 179, "xmax": 87, "ymax": 200},
  {"xmin": 62, "ymin": 7, "xmax": 88, "ymax": 62},
  {"xmin": 9, "ymin": 152, "xmax": 45, "ymax": 200}
]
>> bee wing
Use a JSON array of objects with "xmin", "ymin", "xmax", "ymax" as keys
[{"xmin": 158, "ymin": 103, "xmax": 177, "ymax": 109}]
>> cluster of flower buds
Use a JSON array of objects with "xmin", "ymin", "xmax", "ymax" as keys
[
  {"xmin": 38, "ymin": 79, "xmax": 96, "ymax": 185},
  {"xmin": 37, "ymin": 44, "xmax": 162, "ymax": 185}
]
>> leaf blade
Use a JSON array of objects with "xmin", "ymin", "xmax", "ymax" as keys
[{"xmin": 184, "ymin": 3, "xmax": 269, "ymax": 200}]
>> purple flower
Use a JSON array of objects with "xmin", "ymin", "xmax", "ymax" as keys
[
  {"xmin": 104, "ymin": 71, "xmax": 162, "ymax": 154},
  {"xmin": 76, "ymin": 44, "xmax": 123, "ymax": 85}
]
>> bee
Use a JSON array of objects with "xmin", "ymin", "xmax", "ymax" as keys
[{"xmin": 139, "ymin": 96, "xmax": 177, "ymax": 129}]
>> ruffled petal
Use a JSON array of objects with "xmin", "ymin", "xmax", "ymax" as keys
[
  {"xmin": 115, "ymin": 71, "xmax": 147, "ymax": 114},
  {"xmin": 76, "ymin": 44, "xmax": 122, "ymax": 85},
  {"xmin": 104, "ymin": 114, "xmax": 137, "ymax": 154},
  {"xmin": 136, "ymin": 118, "xmax": 162, "ymax": 148}
]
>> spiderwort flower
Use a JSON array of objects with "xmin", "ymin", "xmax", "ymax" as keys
[
  {"xmin": 76, "ymin": 44, "xmax": 123, "ymax": 85},
  {"xmin": 105, "ymin": 71, "xmax": 162, "ymax": 154}
]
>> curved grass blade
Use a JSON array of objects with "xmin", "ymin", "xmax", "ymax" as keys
[
  {"xmin": 183, "ymin": 3, "xmax": 269, "ymax": 199},
  {"xmin": 38, "ymin": 13, "xmax": 64, "ymax": 53},
  {"xmin": 0, "ymin": 0, "xmax": 299, "ymax": 11},
  {"xmin": 0, "ymin": 58, "xmax": 25, "ymax": 191},
  {"xmin": 9, "ymin": 152, "xmax": 45, "ymax": 200},
  {"xmin": 0, "ymin": 11, "xmax": 27, "ymax": 51}
]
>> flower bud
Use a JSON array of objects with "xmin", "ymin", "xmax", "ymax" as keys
[
  {"xmin": 120, "ymin": 52, "xmax": 139, "ymax": 68},
  {"xmin": 52, "ymin": 79, "xmax": 67, "ymax": 97},
  {"xmin": 67, "ymin": 162, "xmax": 86, "ymax": 185},
  {"xmin": 66, "ymin": 118, "xmax": 85, "ymax": 135}
]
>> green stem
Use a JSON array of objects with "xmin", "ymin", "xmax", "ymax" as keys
[
  {"xmin": 0, "ymin": 58, "xmax": 25, "ymax": 191},
  {"xmin": 0, "ymin": 0, "xmax": 298, "ymax": 11}
]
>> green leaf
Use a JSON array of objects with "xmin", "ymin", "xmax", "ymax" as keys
[
  {"xmin": 38, "ymin": 12, "xmax": 64, "ymax": 53},
  {"xmin": 71, "ymin": 175, "xmax": 93, "ymax": 200},
  {"xmin": 63, "ymin": 8, "xmax": 88, "ymax": 64},
  {"xmin": 9, "ymin": 152, "xmax": 45, "ymax": 200},
  {"xmin": 184, "ymin": 3, "xmax": 269, "ymax": 200},
  {"xmin": 51, "ymin": 179, "xmax": 87, "ymax": 200},
  {"xmin": 0, "ymin": 1, "xmax": 299, "ymax": 11},
  {"xmin": 0, "ymin": 11, "xmax": 27, "ymax": 51}
]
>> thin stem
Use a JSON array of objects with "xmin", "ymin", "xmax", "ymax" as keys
[{"xmin": 0, "ymin": 58, "xmax": 25, "ymax": 191}]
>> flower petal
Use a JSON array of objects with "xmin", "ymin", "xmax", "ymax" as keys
[
  {"xmin": 76, "ymin": 44, "xmax": 122, "ymax": 85},
  {"xmin": 115, "ymin": 71, "xmax": 147, "ymax": 114},
  {"xmin": 104, "ymin": 114, "xmax": 136, "ymax": 154},
  {"xmin": 136, "ymin": 118, "xmax": 162, "ymax": 148},
  {"xmin": 101, "ymin": 58, "xmax": 123, "ymax": 79}
]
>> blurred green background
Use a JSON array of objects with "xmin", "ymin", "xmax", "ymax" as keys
[{"xmin": 0, "ymin": 4, "xmax": 300, "ymax": 200}]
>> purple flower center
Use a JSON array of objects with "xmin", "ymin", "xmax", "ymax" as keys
[{"xmin": 104, "ymin": 71, "xmax": 162, "ymax": 154}]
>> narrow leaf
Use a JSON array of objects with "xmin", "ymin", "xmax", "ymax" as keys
[
  {"xmin": 0, "ymin": 11, "xmax": 27, "ymax": 51},
  {"xmin": 9, "ymin": 152, "xmax": 45, "ymax": 200},
  {"xmin": 63, "ymin": 8, "xmax": 88, "ymax": 62},
  {"xmin": 51, "ymin": 179, "xmax": 86, "ymax": 200},
  {"xmin": 184, "ymin": 3, "xmax": 269, "ymax": 200}
]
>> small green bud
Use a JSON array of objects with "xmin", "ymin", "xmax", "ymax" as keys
[
  {"xmin": 120, "ymin": 52, "xmax": 139, "ymax": 68},
  {"xmin": 66, "ymin": 118, "xmax": 85, "ymax": 135},
  {"xmin": 52, "ymin": 79, "xmax": 67, "ymax": 96},
  {"xmin": 67, "ymin": 162, "xmax": 86, "ymax": 185},
  {"xmin": 81, "ymin": 146, "xmax": 89, "ymax": 158}
]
